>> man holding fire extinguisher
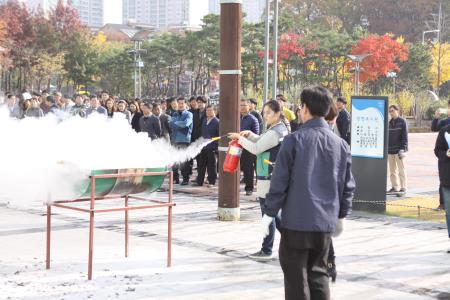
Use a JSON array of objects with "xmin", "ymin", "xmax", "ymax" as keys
[
  {"xmin": 262, "ymin": 86, "xmax": 355, "ymax": 300},
  {"xmin": 228, "ymin": 99, "xmax": 289, "ymax": 261}
]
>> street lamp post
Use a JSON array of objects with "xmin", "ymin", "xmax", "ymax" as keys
[
  {"xmin": 347, "ymin": 54, "xmax": 371, "ymax": 96},
  {"xmin": 263, "ymin": 0, "xmax": 270, "ymax": 104},
  {"xmin": 129, "ymin": 40, "xmax": 147, "ymax": 99},
  {"xmin": 271, "ymin": 0, "xmax": 279, "ymax": 100}
]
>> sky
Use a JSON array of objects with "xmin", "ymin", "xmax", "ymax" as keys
[
  {"xmin": 104, "ymin": 0, "xmax": 123, "ymax": 24},
  {"xmin": 105, "ymin": 0, "xmax": 209, "ymax": 24}
]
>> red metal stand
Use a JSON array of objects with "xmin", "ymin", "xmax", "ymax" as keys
[{"xmin": 45, "ymin": 171, "xmax": 175, "ymax": 280}]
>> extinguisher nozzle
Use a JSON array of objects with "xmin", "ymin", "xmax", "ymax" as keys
[
  {"xmin": 211, "ymin": 135, "xmax": 227, "ymax": 142},
  {"xmin": 264, "ymin": 159, "xmax": 274, "ymax": 166}
]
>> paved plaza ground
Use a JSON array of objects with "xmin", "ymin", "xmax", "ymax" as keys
[{"xmin": 1, "ymin": 133, "xmax": 449, "ymax": 300}]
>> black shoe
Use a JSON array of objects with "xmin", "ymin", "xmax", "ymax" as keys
[
  {"xmin": 245, "ymin": 190, "xmax": 253, "ymax": 196},
  {"xmin": 327, "ymin": 261, "xmax": 337, "ymax": 283},
  {"xmin": 386, "ymin": 188, "xmax": 399, "ymax": 194},
  {"xmin": 174, "ymin": 179, "xmax": 180, "ymax": 184},
  {"xmin": 248, "ymin": 250, "xmax": 272, "ymax": 261},
  {"xmin": 181, "ymin": 180, "xmax": 189, "ymax": 186}
]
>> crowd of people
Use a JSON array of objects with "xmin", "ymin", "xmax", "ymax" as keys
[{"xmin": 5, "ymin": 86, "xmax": 450, "ymax": 300}]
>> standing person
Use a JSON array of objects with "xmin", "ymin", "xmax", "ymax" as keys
[
  {"xmin": 165, "ymin": 97, "xmax": 177, "ymax": 117},
  {"xmin": 324, "ymin": 102, "xmax": 342, "ymax": 282},
  {"xmin": 100, "ymin": 91, "xmax": 110, "ymax": 107},
  {"xmin": 139, "ymin": 103, "xmax": 161, "ymax": 140},
  {"xmin": 276, "ymin": 94, "xmax": 296, "ymax": 122},
  {"xmin": 432, "ymin": 100, "xmax": 450, "ymax": 132},
  {"xmin": 290, "ymin": 105, "xmax": 302, "ymax": 132},
  {"xmin": 105, "ymin": 98, "xmax": 116, "ymax": 118},
  {"xmin": 249, "ymin": 98, "xmax": 263, "ymax": 130},
  {"xmin": 44, "ymin": 96, "xmax": 59, "ymax": 115},
  {"xmin": 170, "ymin": 97, "xmax": 193, "ymax": 185},
  {"xmin": 160, "ymin": 99, "xmax": 168, "ymax": 113},
  {"xmin": 229, "ymin": 100, "xmax": 289, "ymax": 261},
  {"xmin": 117, "ymin": 100, "xmax": 131, "ymax": 124},
  {"xmin": 431, "ymin": 101, "xmax": 450, "ymax": 210},
  {"xmin": 4, "ymin": 94, "xmax": 22, "ymax": 119},
  {"xmin": 60, "ymin": 95, "xmax": 73, "ymax": 113},
  {"xmin": 434, "ymin": 124, "xmax": 450, "ymax": 253},
  {"xmin": 197, "ymin": 95, "xmax": 207, "ymax": 120},
  {"xmin": 240, "ymin": 99, "xmax": 260, "ymax": 196},
  {"xmin": 24, "ymin": 97, "xmax": 44, "ymax": 118},
  {"xmin": 263, "ymin": 86, "xmax": 355, "ymax": 300},
  {"xmin": 130, "ymin": 101, "xmax": 142, "ymax": 132},
  {"xmin": 195, "ymin": 105, "xmax": 219, "ymax": 187},
  {"xmin": 53, "ymin": 92, "xmax": 63, "ymax": 109},
  {"xmin": 70, "ymin": 94, "xmax": 86, "ymax": 117},
  {"xmin": 335, "ymin": 97, "xmax": 351, "ymax": 145},
  {"xmin": 189, "ymin": 96, "xmax": 203, "ymax": 179},
  {"xmin": 153, "ymin": 102, "xmax": 171, "ymax": 141},
  {"xmin": 189, "ymin": 96, "xmax": 203, "ymax": 142},
  {"xmin": 86, "ymin": 95, "xmax": 107, "ymax": 116},
  {"xmin": 387, "ymin": 104, "xmax": 408, "ymax": 195}
]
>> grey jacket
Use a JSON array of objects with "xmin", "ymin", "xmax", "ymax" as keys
[
  {"xmin": 264, "ymin": 118, "xmax": 355, "ymax": 233},
  {"xmin": 24, "ymin": 107, "xmax": 44, "ymax": 118}
]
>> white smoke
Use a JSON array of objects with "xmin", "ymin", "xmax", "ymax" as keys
[{"xmin": 0, "ymin": 109, "xmax": 213, "ymax": 207}]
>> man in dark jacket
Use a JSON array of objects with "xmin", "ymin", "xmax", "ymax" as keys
[
  {"xmin": 240, "ymin": 99, "xmax": 260, "ymax": 196},
  {"xmin": 432, "ymin": 100, "xmax": 450, "ymax": 132},
  {"xmin": 336, "ymin": 96, "xmax": 351, "ymax": 144},
  {"xmin": 263, "ymin": 86, "xmax": 355, "ymax": 300},
  {"xmin": 434, "ymin": 125, "xmax": 450, "ymax": 252},
  {"xmin": 153, "ymin": 102, "xmax": 171, "ymax": 141},
  {"xmin": 249, "ymin": 98, "xmax": 263, "ymax": 130},
  {"xmin": 431, "ymin": 101, "xmax": 450, "ymax": 209},
  {"xmin": 195, "ymin": 105, "xmax": 219, "ymax": 187},
  {"xmin": 44, "ymin": 96, "xmax": 60, "ymax": 115},
  {"xmin": 387, "ymin": 105, "xmax": 408, "ymax": 194},
  {"xmin": 139, "ymin": 103, "xmax": 161, "ymax": 140}
]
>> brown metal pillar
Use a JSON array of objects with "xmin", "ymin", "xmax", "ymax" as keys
[{"xmin": 218, "ymin": 0, "xmax": 242, "ymax": 221}]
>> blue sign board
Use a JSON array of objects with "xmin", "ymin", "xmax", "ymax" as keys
[{"xmin": 351, "ymin": 98, "xmax": 386, "ymax": 159}]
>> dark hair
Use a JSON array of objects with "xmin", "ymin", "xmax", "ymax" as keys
[
  {"xmin": 300, "ymin": 86, "xmax": 332, "ymax": 117},
  {"xmin": 276, "ymin": 94, "xmax": 287, "ymax": 102},
  {"xmin": 447, "ymin": 99, "xmax": 450, "ymax": 105},
  {"xmin": 177, "ymin": 96, "xmax": 185, "ymax": 102},
  {"xmin": 189, "ymin": 96, "xmax": 196, "ymax": 102},
  {"xmin": 206, "ymin": 104, "xmax": 215, "ymax": 110},
  {"xmin": 337, "ymin": 96, "xmax": 347, "ymax": 105},
  {"xmin": 90, "ymin": 95, "xmax": 98, "ymax": 100},
  {"xmin": 7, "ymin": 94, "xmax": 15, "ymax": 99},
  {"xmin": 129, "ymin": 100, "xmax": 141, "ymax": 113},
  {"xmin": 46, "ymin": 95, "xmax": 55, "ymax": 104},
  {"xmin": 389, "ymin": 104, "xmax": 400, "ymax": 111},
  {"xmin": 248, "ymin": 98, "xmax": 258, "ymax": 105},
  {"xmin": 325, "ymin": 101, "xmax": 338, "ymax": 121},
  {"xmin": 143, "ymin": 103, "xmax": 152, "ymax": 109},
  {"xmin": 152, "ymin": 102, "xmax": 161, "ymax": 109},
  {"xmin": 197, "ymin": 95, "xmax": 207, "ymax": 103},
  {"xmin": 263, "ymin": 99, "xmax": 282, "ymax": 114}
]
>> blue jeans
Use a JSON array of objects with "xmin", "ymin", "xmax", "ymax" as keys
[
  {"xmin": 443, "ymin": 187, "xmax": 450, "ymax": 238},
  {"xmin": 259, "ymin": 197, "xmax": 281, "ymax": 254}
]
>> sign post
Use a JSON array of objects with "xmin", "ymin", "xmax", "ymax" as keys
[{"xmin": 351, "ymin": 96, "xmax": 389, "ymax": 212}]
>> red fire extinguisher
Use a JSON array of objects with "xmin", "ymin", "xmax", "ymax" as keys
[{"xmin": 223, "ymin": 140, "xmax": 243, "ymax": 173}]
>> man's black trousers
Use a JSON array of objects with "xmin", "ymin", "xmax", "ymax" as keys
[{"xmin": 279, "ymin": 229, "xmax": 331, "ymax": 300}]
